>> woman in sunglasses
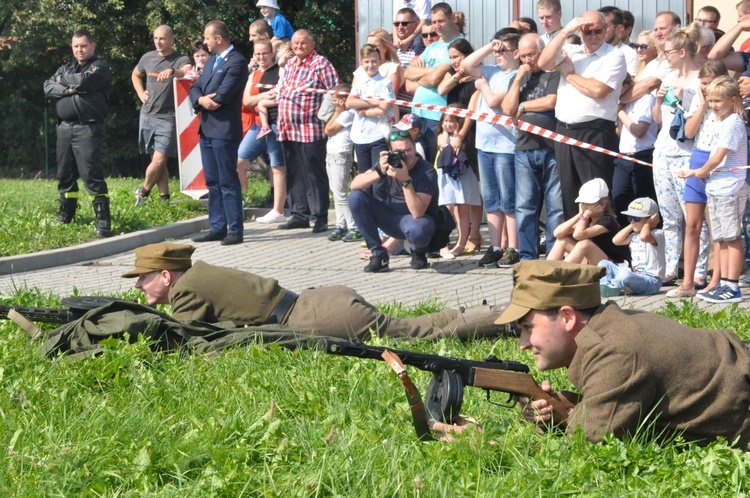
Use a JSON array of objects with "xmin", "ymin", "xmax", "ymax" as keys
[{"xmin": 652, "ymin": 25, "xmax": 703, "ymax": 288}]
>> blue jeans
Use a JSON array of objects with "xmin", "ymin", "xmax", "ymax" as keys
[
  {"xmin": 200, "ymin": 136, "xmax": 243, "ymax": 236},
  {"xmin": 477, "ymin": 150, "xmax": 515, "ymax": 214},
  {"xmin": 599, "ymin": 260, "xmax": 662, "ymax": 296},
  {"xmin": 238, "ymin": 123, "xmax": 285, "ymax": 166},
  {"xmin": 417, "ymin": 118, "xmax": 439, "ymax": 164},
  {"xmin": 349, "ymin": 189, "xmax": 435, "ymax": 255},
  {"xmin": 514, "ymin": 148, "xmax": 564, "ymax": 260}
]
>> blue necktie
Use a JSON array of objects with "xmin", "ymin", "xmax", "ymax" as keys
[{"xmin": 212, "ymin": 55, "xmax": 222, "ymax": 72}]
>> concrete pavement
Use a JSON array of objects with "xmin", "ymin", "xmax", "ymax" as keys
[{"xmin": 0, "ymin": 212, "xmax": 745, "ymax": 312}]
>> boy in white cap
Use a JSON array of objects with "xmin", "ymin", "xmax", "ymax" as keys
[
  {"xmin": 599, "ymin": 197, "xmax": 665, "ymax": 296},
  {"xmin": 256, "ymin": 0, "xmax": 294, "ymax": 51}
]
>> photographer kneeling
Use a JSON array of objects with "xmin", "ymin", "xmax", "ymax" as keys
[{"xmin": 350, "ymin": 130, "xmax": 439, "ymax": 272}]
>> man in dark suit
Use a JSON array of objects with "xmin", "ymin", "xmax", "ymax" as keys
[{"xmin": 189, "ymin": 20, "xmax": 248, "ymax": 245}]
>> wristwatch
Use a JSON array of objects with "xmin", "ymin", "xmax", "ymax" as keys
[
  {"xmin": 519, "ymin": 103, "xmax": 525, "ymax": 113},
  {"xmin": 400, "ymin": 178, "xmax": 413, "ymax": 188}
]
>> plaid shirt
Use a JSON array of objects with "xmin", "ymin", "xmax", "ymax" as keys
[{"xmin": 277, "ymin": 51, "xmax": 339, "ymax": 142}]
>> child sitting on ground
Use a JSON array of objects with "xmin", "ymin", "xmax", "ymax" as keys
[
  {"xmin": 256, "ymin": 0, "xmax": 294, "ymax": 52},
  {"xmin": 547, "ymin": 178, "xmax": 630, "ymax": 265},
  {"xmin": 679, "ymin": 75, "xmax": 749, "ymax": 304},
  {"xmin": 599, "ymin": 197, "xmax": 665, "ymax": 296},
  {"xmin": 324, "ymin": 84, "xmax": 361, "ymax": 243}
]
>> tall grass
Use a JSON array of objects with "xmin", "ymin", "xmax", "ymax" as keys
[{"xmin": 1, "ymin": 293, "xmax": 749, "ymax": 496}]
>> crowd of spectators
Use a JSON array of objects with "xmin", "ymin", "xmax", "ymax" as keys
[{"xmin": 115, "ymin": 0, "xmax": 750, "ymax": 301}]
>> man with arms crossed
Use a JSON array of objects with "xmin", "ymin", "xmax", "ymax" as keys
[{"xmin": 538, "ymin": 10, "xmax": 626, "ymax": 219}]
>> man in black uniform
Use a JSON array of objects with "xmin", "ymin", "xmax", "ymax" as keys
[{"xmin": 44, "ymin": 28, "xmax": 113, "ymax": 237}]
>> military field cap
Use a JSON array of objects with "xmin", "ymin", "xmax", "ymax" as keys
[
  {"xmin": 495, "ymin": 260, "xmax": 605, "ymax": 325},
  {"xmin": 574, "ymin": 178, "xmax": 609, "ymax": 204},
  {"xmin": 121, "ymin": 243, "xmax": 195, "ymax": 278},
  {"xmin": 621, "ymin": 197, "xmax": 658, "ymax": 218}
]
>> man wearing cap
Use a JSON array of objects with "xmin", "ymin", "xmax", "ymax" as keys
[
  {"xmin": 122, "ymin": 243, "xmax": 506, "ymax": 341},
  {"xmin": 449, "ymin": 260, "xmax": 750, "ymax": 448},
  {"xmin": 349, "ymin": 130, "xmax": 439, "ymax": 272}
]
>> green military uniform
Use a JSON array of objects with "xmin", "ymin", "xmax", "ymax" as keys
[
  {"xmin": 496, "ymin": 260, "xmax": 750, "ymax": 449},
  {"xmin": 170, "ymin": 261, "xmax": 504, "ymax": 341},
  {"xmin": 568, "ymin": 302, "xmax": 750, "ymax": 447}
]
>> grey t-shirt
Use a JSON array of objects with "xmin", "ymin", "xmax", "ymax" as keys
[{"xmin": 136, "ymin": 50, "xmax": 190, "ymax": 117}]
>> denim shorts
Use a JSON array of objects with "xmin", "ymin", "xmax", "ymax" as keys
[
  {"xmin": 238, "ymin": 123, "xmax": 285, "ymax": 166},
  {"xmin": 477, "ymin": 150, "xmax": 515, "ymax": 213}
]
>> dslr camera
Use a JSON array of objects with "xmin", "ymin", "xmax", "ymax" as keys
[{"xmin": 387, "ymin": 150, "xmax": 406, "ymax": 168}]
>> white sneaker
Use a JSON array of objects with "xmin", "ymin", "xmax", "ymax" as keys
[{"xmin": 256, "ymin": 210, "xmax": 286, "ymax": 224}]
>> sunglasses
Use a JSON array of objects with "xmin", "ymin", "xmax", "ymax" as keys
[
  {"xmin": 494, "ymin": 48, "xmax": 511, "ymax": 55},
  {"xmin": 581, "ymin": 28, "xmax": 604, "ymax": 36},
  {"xmin": 421, "ymin": 32, "xmax": 439, "ymax": 38},
  {"xmin": 389, "ymin": 130, "xmax": 411, "ymax": 141},
  {"xmin": 393, "ymin": 21, "xmax": 416, "ymax": 27},
  {"xmin": 627, "ymin": 216, "xmax": 642, "ymax": 223},
  {"xmin": 633, "ymin": 44, "xmax": 653, "ymax": 51}
]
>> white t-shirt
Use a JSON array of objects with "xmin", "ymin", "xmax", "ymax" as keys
[
  {"xmin": 327, "ymin": 109, "xmax": 355, "ymax": 154},
  {"xmin": 619, "ymin": 93, "xmax": 657, "ymax": 153},
  {"xmin": 706, "ymin": 113, "xmax": 748, "ymax": 196},
  {"xmin": 640, "ymin": 56, "xmax": 671, "ymax": 97},
  {"xmin": 393, "ymin": 0, "xmax": 430, "ymax": 20},
  {"xmin": 350, "ymin": 73, "xmax": 395, "ymax": 145},
  {"xmin": 685, "ymin": 93, "xmax": 717, "ymax": 152},
  {"xmin": 630, "ymin": 229, "xmax": 666, "ymax": 279},
  {"xmin": 616, "ymin": 41, "xmax": 638, "ymax": 77},
  {"xmin": 653, "ymin": 70, "xmax": 697, "ymax": 157},
  {"xmin": 554, "ymin": 43, "xmax": 627, "ymax": 124}
]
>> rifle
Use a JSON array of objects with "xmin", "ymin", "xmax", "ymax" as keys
[
  {"xmin": 323, "ymin": 339, "xmax": 575, "ymax": 433},
  {"xmin": 0, "ymin": 296, "xmax": 118, "ymax": 326}
]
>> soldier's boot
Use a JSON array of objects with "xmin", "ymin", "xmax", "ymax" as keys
[
  {"xmin": 92, "ymin": 195, "xmax": 112, "ymax": 238},
  {"xmin": 55, "ymin": 194, "xmax": 78, "ymax": 225}
]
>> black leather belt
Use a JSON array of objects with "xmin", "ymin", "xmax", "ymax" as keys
[
  {"xmin": 268, "ymin": 289, "xmax": 298, "ymax": 324},
  {"xmin": 557, "ymin": 118, "xmax": 614, "ymax": 130}
]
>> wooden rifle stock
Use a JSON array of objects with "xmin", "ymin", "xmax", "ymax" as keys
[{"xmin": 472, "ymin": 367, "xmax": 574, "ymax": 428}]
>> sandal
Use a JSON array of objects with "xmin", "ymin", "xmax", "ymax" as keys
[
  {"xmin": 450, "ymin": 244, "xmax": 465, "ymax": 256},
  {"xmin": 465, "ymin": 236, "xmax": 483, "ymax": 255}
]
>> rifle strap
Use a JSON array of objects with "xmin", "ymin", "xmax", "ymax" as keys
[
  {"xmin": 8, "ymin": 309, "xmax": 43, "ymax": 340},
  {"xmin": 381, "ymin": 350, "xmax": 434, "ymax": 441}
]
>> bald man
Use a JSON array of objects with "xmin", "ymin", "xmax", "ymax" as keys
[{"xmin": 132, "ymin": 25, "xmax": 191, "ymax": 205}]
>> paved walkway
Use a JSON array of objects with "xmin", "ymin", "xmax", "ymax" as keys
[{"xmin": 0, "ymin": 212, "xmax": 746, "ymax": 312}]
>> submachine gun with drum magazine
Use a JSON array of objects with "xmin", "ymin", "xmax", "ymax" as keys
[{"xmin": 323, "ymin": 339, "xmax": 576, "ymax": 440}]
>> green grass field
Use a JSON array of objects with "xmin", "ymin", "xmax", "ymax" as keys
[
  {"xmin": 1, "ymin": 292, "xmax": 750, "ymax": 497},
  {"xmin": 0, "ymin": 177, "xmax": 271, "ymax": 257}
]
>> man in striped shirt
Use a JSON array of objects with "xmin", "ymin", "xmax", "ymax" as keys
[{"xmin": 276, "ymin": 29, "xmax": 339, "ymax": 233}]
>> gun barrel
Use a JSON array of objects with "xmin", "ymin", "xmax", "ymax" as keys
[
  {"xmin": 323, "ymin": 339, "xmax": 530, "ymax": 375},
  {"xmin": 0, "ymin": 305, "xmax": 78, "ymax": 324}
]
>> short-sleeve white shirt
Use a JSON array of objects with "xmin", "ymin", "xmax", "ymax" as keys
[
  {"xmin": 706, "ymin": 113, "xmax": 748, "ymax": 196},
  {"xmin": 394, "ymin": 0, "xmax": 430, "ymax": 20},
  {"xmin": 616, "ymin": 41, "xmax": 638, "ymax": 76},
  {"xmin": 555, "ymin": 42, "xmax": 627, "ymax": 124},
  {"xmin": 618, "ymin": 93, "xmax": 658, "ymax": 153}
]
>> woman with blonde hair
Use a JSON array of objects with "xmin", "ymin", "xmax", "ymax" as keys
[
  {"xmin": 652, "ymin": 25, "xmax": 703, "ymax": 287},
  {"xmin": 353, "ymin": 29, "xmax": 404, "ymax": 97},
  {"xmin": 613, "ymin": 30, "xmax": 659, "ymax": 221}
]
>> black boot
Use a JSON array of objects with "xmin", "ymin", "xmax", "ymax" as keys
[
  {"xmin": 92, "ymin": 196, "xmax": 112, "ymax": 238},
  {"xmin": 56, "ymin": 196, "xmax": 78, "ymax": 224}
]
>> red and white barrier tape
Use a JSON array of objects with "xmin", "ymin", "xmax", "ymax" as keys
[{"xmin": 256, "ymin": 83, "xmax": 659, "ymax": 169}]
